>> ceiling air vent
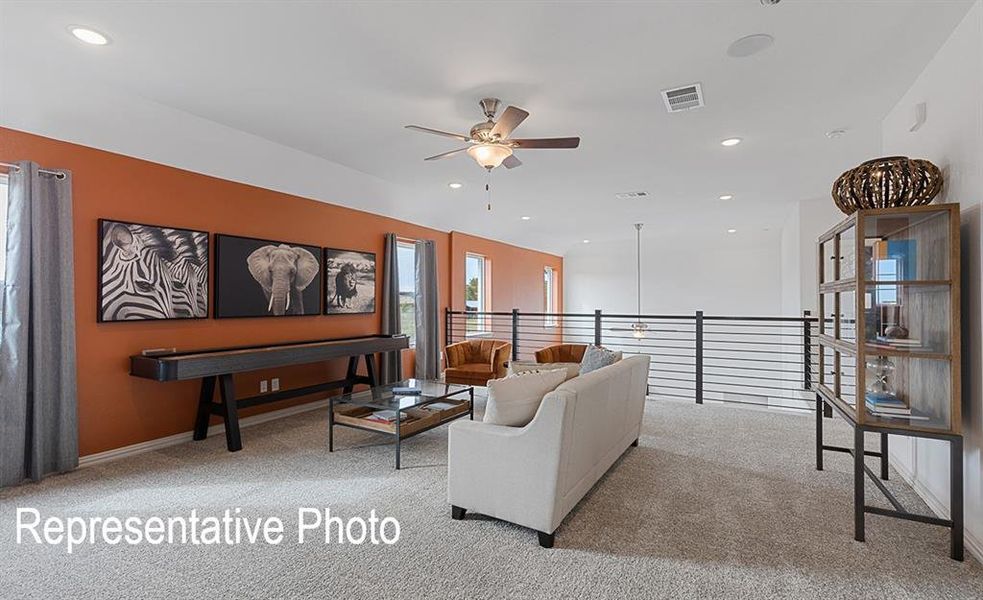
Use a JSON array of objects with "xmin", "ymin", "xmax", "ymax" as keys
[
  {"xmin": 661, "ymin": 83, "xmax": 704, "ymax": 113},
  {"xmin": 615, "ymin": 191, "xmax": 649, "ymax": 200}
]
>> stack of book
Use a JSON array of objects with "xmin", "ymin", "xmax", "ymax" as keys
[
  {"xmin": 870, "ymin": 336, "xmax": 925, "ymax": 351},
  {"xmin": 864, "ymin": 392, "xmax": 927, "ymax": 420}
]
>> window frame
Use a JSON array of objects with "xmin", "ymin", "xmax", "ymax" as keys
[
  {"xmin": 544, "ymin": 266, "xmax": 557, "ymax": 327},
  {"xmin": 464, "ymin": 252, "xmax": 492, "ymax": 337}
]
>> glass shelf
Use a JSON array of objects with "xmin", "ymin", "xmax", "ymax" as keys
[
  {"xmin": 863, "ymin": 284, "xmax": 950, "ymax": 354},
  {"xmin": 862, "ymin": 210, "xmax": 950, "ymax": 282},
  {"xmin": 861, "ymin": 355, "xmax": 951, "ymax": 431}
]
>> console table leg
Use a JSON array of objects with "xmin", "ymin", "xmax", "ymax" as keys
[
  {"xmin": 364, "ymin": 353, "xmax": 378, "ymax": 386},
  {"xmin": 951, "ymin": 436, "xmax": 964, "ymax": 561},
  {"xmin": 854, "ymin": 427, "xmax": 865, "ymax": 542},
  {"xmin": 343, "ymin": 356, "xmax": 358, "ymax": 394},
  {"xmin": 219, "ymin": 374, "xmax": 242, "ymax": 452},
  {"xmin": 469, "ymin": 388, "xmax": 474, "ymax": 420},
  {"xmin": 880, "ymin": 433, "xmax": 889, "ymax": 480},
  {"xmin": 815, "ymin": 395, "xmax": 824, "ymax": 471},
  {"xmin": 193, "ymin": 376, "xmax": 216, "ymax": 441}
]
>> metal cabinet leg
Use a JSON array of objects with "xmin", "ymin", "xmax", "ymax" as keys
[
  {"xmin": 816, "ymin": 395, "xmax": 824, "ymax": 471},
  {"xmin": 951, "ymin": 436, "xmax": 964, "ymax": 561},
  {"xmin": 395, "ymin": 411, "xmax": 402, "ymax": 470},
  {"xmin": 328, "ymin": 397, "xmax": 334, "ymax": 452},
  {"xmin": 880, "ymin": 433, "xmax": 889, "ymax": 480},
  {"xmin": 854, "ymin": 427, "xmax": 865, "ymax": 542}
]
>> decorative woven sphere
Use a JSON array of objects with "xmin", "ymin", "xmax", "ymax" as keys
[{"xmin": 831, "ymin": 156, "xmax": 942, "ymax": 215}]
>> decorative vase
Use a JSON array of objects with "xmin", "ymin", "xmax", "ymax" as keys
[{"xmin": 831, "ymin": 156, "xmax": 943, "ymax": 215}]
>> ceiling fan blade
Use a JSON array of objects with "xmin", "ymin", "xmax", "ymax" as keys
[
  {"xmin": 405, "ymin": 125, "xmax": 470, "ymax": 142},
  {"xmin": 502, "ymin": 155, "xmax": 522, "ymax": 169},
  {"xmin": 424, "ymin": 147, "xmax": 470, "ymax": 161},
  {"xmin": 490, "ymin": 106, "xmax": 529, "ymax": 139},
  {"xmin": 512, "ymin": 137, "xmax": 580, "ymax": 149}
]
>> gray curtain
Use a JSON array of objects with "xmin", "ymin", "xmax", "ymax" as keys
[
  {"xmin": 379, "ymin": 233, "xmax": 402, "ymax": 384},
  {"xmin": 1, "ymin": 161, "xmax": 78, "ymax": 487},
  {"xmin": 414, "ymin": 239, "xmax": 440, "ymax": 380}
]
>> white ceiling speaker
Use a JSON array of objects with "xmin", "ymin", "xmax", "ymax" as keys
[{"xmin": 727, "ymin": 34, "xmax": 774, "ymax": 58}]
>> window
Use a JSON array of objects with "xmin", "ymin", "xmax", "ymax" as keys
[
  {"xmin": 544, "ymin": 266, "xmax": 557, "ymax": 326},
  {"xmin": 465, "ymin": 253, "xmax": 490, "ymax": 334},
  {"xmin": 874, "ymin": 258, "xmax": 899, "ymax": 305},
  {"xmin": 396, "ymin": 241, "xmax": 416, "ymax": 345}
]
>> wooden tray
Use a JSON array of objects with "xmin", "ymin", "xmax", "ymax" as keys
[{"xmin": 333, "ymin": 398, "xmax": 470, "ymax": 437}]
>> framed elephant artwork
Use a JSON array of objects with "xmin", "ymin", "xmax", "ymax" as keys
[
  {"xmin": 214, "ymin": 234, "xmax": 322, "ymax": 318},
  {"xmin": 323, "ymin": 248, "xmax": 376, "ymax": 315},
  {"xmin": 97, "ymin": 219, "xmax": 210, "ymax": 322}
]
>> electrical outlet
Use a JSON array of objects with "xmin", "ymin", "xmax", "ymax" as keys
[
  {"xmin": 271, "ymin": 378, "xmax": 280, "ymax": 392},
  {"xmin": 260, "ymin": 380, "xmax": 268, "ymax": 393}
]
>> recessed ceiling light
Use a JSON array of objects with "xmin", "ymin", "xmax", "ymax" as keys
[
  {"xmin": 520, "ymin": 216, "xmax": 531, "ymax": 221},
  {"xmin": 720, "ymin": 137, "xmax": 742, "ymax": 147},
  {"xmin": 69, "ymin": 26, "xmax": 110, "ymax": 45},
  {"xmin": 582, "ymin": 239, "xmax": 591, "ymax": 244},
  {"xmin": 727, "ymin": 228, "xmax": 737, "ymax": 234},
  {"xmin": 719, "ymin": 194, "xmax": 734, "ymax": 200},
  {"xmin": 727, "ymin": 34, "xmax": 774, "ymax": 58},
  {"xmin": 447, "ymin": 182, "xmax": 463, "ymax": 189}
]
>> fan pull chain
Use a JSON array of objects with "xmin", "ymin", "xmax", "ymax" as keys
[{"xmin": 485, "ymin": 168, "xmax": 492, "ymax": 211}]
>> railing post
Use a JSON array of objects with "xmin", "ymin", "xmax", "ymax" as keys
[
  {"xmin": 803, "ymin": 310, "xmax": 812, "ymax": 391},
  {"xmin": 445, "ymin": 307, "xmax": 452, "ymax": 347},
  {"xmin": 594, "ymin": 309, "xmax": 602, "ymax": 346},
  {"xmin": 511, "ymin": 308, "xmax": 519, "ymax": 361},
  {"xmin": 695, "ymin": 310, "xmax": 704, "ymax": 404}
]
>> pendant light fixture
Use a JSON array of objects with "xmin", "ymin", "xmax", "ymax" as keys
[{"xmin": 609, "ymin": 223, "xmax": 648, "ymax": 338}]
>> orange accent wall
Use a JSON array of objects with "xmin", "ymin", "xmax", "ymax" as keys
[
  {"xmin": 449, "ymin": 231, "xmax": 564, "ymax": 360},
  {"xmin": 1, "ymin": 127, "xmax": 561, "ymax": 456}
]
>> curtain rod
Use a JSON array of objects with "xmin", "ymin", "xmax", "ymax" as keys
[{"xmin": 0, "ymin": 161, "xmax": 67, "ymax": 179}]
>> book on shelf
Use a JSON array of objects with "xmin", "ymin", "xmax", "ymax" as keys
[{"xmin": 364, "ymin": 410, "xmax": 405, "ymax": 424}]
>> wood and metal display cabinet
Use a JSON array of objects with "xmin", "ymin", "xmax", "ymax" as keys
[{"xmin": 815, "ymin": 203, "xmax": 963, "ymax": 560}]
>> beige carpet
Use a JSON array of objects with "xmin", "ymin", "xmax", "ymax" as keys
[{"xmin": 1, "ymin": 397, "xmax": 981, "ymax": 600}]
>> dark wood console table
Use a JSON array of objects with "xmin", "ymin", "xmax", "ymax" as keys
[{"xmin": 130, "ymin": 334, "xmax": 409, "ymax": 452}]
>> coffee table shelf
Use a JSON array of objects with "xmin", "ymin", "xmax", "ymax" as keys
[{"xmin": 328, "ymin": 379, "xmax": 474, "ymax": 469}]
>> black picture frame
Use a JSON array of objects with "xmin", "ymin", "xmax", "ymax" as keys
[
  {"xmin": 323, "ymin": 248, "xmax": 377, "ymax": 315},
  {"xmin": 97, "ymin": 218, "xmax": 210, "ymax": 323},
  {"xmin": 214, "ymin": 233, "xmax": 323, "ymax": 318}
]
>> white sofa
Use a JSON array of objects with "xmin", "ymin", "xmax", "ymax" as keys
[{"xmin": 447, "ymin": 354, "xmax": 651, "ymax": 547}]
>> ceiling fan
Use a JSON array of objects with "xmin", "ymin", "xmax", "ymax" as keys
[{"xmin": 405, "ymin": 98, "xmax": 580, "ymax": 170}]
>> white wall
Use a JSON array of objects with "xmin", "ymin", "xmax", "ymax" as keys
[
  {"xmin": 564, "ymin": 230, "xmax": 783, "ymax": 316},
  {"xmin": 780, "ymin": 196, "xmax": 845, "ymax": 316},
  {"xmin": 881, "ymin": 0, "xmax": 983, "ymax": 560}
]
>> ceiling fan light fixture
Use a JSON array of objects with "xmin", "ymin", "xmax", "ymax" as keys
[{"xmin": 467, "ymin": 143, "xmax": 513, "ymax": 169}]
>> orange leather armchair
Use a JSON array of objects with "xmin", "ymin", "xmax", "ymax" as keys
[
  {"xmin": 444, "ymin": 339, "xmax": 512, "ymax": 386},
  {"xmin": 534, "ymin": 343, "xmax": 588, "ymax": 364}
]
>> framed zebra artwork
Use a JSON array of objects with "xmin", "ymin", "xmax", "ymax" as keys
[
  {"xmin": 98, "ymin": 219, "xmax": 210, "ymax": 322},
  {"xmin": 214, "ymin": 234, "xmax": 322, "ymax": 318},
  {"xmin": 323, "ymin": 248, "xmax": 376, "ymax": 315}
]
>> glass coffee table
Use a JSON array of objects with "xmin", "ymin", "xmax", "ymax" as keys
[{"xmin": 328, "ymin": 379, "xmax": 474, "ymax": 469}]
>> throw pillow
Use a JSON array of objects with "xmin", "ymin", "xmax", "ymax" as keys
[
  {"xmin": 484, "ymin": 368, "xmax": 568, "ymax": 427},
  {"xmin": 579, "ymin": 345, "xmax": 623, "ymax": 375},
  {"xmin": 507, "ymin": 360, "xmax": 581, "ymax": 381}
]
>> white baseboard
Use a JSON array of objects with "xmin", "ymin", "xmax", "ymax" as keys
[
  {"xmin": 78, "ymin": 398, "xmax": 329, "ymax": 468},
  {"xmin": 890, "ymin": 456, "xmax": 983, "ymax": 563}
]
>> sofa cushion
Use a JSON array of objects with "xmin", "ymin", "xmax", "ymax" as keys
[
  {"xmin": 508, "ymin": 360, "xmax": 581, "ymax": 381},
  {"xmin": 483, "ymin": 369, "xmax": 568, "ymax": 427},
  {"xmin": 579, "ymin": 345, "xmax": 623, "ymax": 375}
]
